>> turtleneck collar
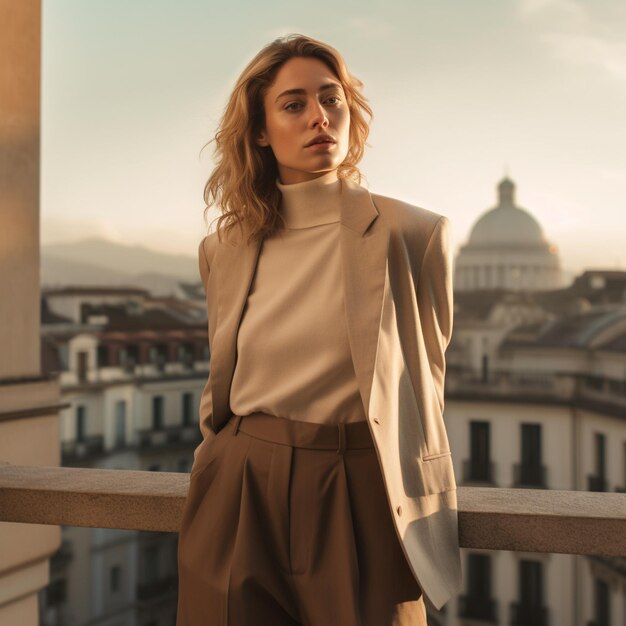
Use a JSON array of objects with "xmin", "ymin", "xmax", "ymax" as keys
[{"xmin": 276, "ymin": 169, "xmax": 343, "ymax": 229}]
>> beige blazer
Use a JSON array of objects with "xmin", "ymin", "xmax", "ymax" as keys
[{"xmin": 193, "ymin": 177, "xmax": 462, "ymax": 611}]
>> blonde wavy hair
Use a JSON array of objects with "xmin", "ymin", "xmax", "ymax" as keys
[{"xmin": 201, "ymin": 33, "xmax": 374, "ymax": 245}]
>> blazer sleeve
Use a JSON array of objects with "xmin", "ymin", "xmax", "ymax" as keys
[
  {"xmin": 416, "ymin": 215, "xmax": 454, "ymax": 415},
  {"xmin": 195, "ymin": 237, "xmax": 216, "ymax": 463}
]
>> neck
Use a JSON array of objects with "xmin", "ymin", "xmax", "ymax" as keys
[{"xmin": 276, "ymin": 169, "xmax": 343, "ymax": 229}]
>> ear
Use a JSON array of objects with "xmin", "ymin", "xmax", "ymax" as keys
[{"xmin": 255, "ymin": 129, "xmax": 270, "ymax": 148}]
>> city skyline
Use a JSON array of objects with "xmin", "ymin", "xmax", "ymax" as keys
[{"xmin": 41, "ymin": 0, "xmax": 626, "ymax": 275}]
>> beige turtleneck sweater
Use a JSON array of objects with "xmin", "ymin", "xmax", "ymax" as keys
[{"xmin": 229, "ymin": 169, "xmax": 367, "ymax": 424}]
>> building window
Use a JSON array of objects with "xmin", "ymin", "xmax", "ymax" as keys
[
  {"xmin": 521, "ymin": 424, "xmax": 541, "ymax": 467},
  {"xmin": 114, "ymin": 400, "xmax": 126, "ymax": 447},
  {"xmin": 110, "ymin": 565, "xmax": 121, "ymax": 593},
  {"xmin": 45, "ymin": 578, "xmax": 67, "ymax": 606},
  {"xmin": 151, "ymin": 344, "xmax": 168, "ymax": 371},
  {"xmin": 177, "ymin": 459, "xmax": 190, "ymax": 473},
  {"xmin": 77, "ymin": 350, "xmax": 88, "ymax": 382},
  {"xmin": 97, "ymin": 345, "xmax": 108, "ymax": 368},
  {"xmin": 519, "ymin": 559, "xmax": 543, "ymax": 606},
  {"xmin": 481, "ymin": 354, "xmax": 489, "ymax": 382},
  {"xmin": 469, "ymin": 421, "xmax": 491, "ymax": 482},
  {"xmin": 179, "ymin": 342, "xmax": 195, "ymax": 369},
  {"xmin": 518, "ymin": 423, "xmax": 544, "ymax": 486},
  {"xmin": 144, "ymin": 545, "xmax": 159, "ymax": 585},
  {"xmin": 59, "ymin": 345, "xmax": 69, "ymax": 369},
  {"xmin": 76, "ymin": 406, "xmax": 86, "ymax": 442},
  {"xmin": 120, "ymin": 344, "xmax": 138, "ymax": 373},
  {"xmin": 588, "ymin": 432, "xmax": 608, "ymax": 492},
  {"xmin": 182, "ymin": 392, "xmax": 193, "ymax": 426},
  {"xmin": 622, "ymin": 441, "xmax": 626, "ymax": 489},
  {"xmin": 468, "ymin": 553, "xmax": 491, "ymax": 599},
  {"xmin": 458, "ymin": 552, "xmax": 496, "ymax": 622},
  {"xmin": 593, "ymin": 578, "xmax": 610, "ymax": 626},
  {"xmin": 594, "ymin": 432, "xmax": 606, "ymax": 480},
  {"xmin": 152, "ymin": 396, "xmax": 164, "ymax": 430}
]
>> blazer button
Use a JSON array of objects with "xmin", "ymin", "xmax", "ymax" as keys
[
  {"xmin": 372, "ymin": 417, "xmax": 380, "ymax": 424},
  {"xmin": 396, "ymin": 505, "xmax": 402, "ymax": 516}
]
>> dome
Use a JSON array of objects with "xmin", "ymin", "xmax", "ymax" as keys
[
  {"xmin": 455, "ymin": 176, "xmax": 563, "ymax": 292},
  {"xmin": 468, "ymin": 177, "xmax": 546, "ymax": 247}
]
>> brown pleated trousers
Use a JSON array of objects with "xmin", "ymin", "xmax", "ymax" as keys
[{"xmin": 176, "ymin": 411, "xmax": 427, "ymax": 626}]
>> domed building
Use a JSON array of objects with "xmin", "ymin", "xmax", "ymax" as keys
[{"xmin": 454, "ymin": 177, "xmax": 563, "ymax": 291}]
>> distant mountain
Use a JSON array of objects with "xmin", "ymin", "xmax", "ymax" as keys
[
  {"xmin": 41, "ymin": 238, "xmax": 199, "ymax": 297},
  {"xmin": 43, "ymin": 237, "xmax": 197, "ymax": 277}
]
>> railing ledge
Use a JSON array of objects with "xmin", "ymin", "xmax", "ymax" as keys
[{"xmin": 1, "ymin": 464, "xmax": 625, "ymax": 556}]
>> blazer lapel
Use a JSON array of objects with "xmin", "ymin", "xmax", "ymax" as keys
[
  {"xmin": 209, "ymin": 178, "xmax": 390, "ymax": 431},
  {"xmin": 340, "ymin": 179, "xmax": 390, "ymax": 419}
]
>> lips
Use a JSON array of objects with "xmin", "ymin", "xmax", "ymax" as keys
[{"xmin": 305, "ymin": 134, "xmax": 336, "ymax": 147}]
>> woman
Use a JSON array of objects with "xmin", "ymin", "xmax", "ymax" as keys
[{"xmin": 177, "ymin": 34, "xmax": 462, "ymax": 626}]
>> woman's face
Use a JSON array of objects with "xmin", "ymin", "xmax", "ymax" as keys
[{"xmin": 256, "ymin": 56, "xmax": 351, "ymax": 185}]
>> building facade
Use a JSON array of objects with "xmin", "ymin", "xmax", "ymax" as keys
[
  {"xmin": 429, "ymin": 271, "xmax": 626, "ymax": 626},
  {"xmin": 38, "ymin": 287, "xmax": 209, "ymax": 626}
]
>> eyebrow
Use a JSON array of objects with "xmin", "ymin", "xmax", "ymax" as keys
[{"xmin": 274, "ymin": 82, "xmax": 342, "ymax": 103}]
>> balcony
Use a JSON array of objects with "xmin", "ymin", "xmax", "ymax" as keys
[
  {"xmin": 588, "ymin": 474, "xmax": 608, "ymax": 492},
  {"xmin": 136, "ymin": 424, "xmax": 201, "ymax": 448},
  {"xmin": 457, "ymin": 594, "xmax": 497, "ymax": 621},
  {"xmin": 447, "ymin": 371, "xmax": 626, "ymax": 417},
  {"xmin": 61, "ymin": 360, "xmax": 208, "ymax": 386},
  {"xmin": 513, "ymin": 463, "xmax": 548, "ymax": 488},
  {"xmin": 136, "ymin": 574, "xmax": 178, "ymax": 602},
  {"xmin": 579, "ymin": 377, "xmax": 626, "ymax": 413},
  {"xmin": 446, "ymin": 370, "xmax": 573, "ymax": 402},
  {"xmin": 510, "ymin": 601, "xmax": 549, "ymax": 626},
  {"xmin": 61, "ymin": 435, "xmax": 104, "ymax": 461},
  {"xmin": 462, "ymin": 459, "xmax": 496, "ymax": 484}
]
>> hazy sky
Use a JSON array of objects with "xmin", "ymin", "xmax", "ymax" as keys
[{"xmin": 41, "ymin": 0, "xmax": 626, "ymax": 277}]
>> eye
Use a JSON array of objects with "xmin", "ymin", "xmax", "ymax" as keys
[{"xmin": 284, "ymin": 95, "xmax": 342, "ymax": 112}]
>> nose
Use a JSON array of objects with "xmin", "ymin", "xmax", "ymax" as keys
[{"xmin": 309, "ymin": 100, "xmax": 329, "ymax": 128}]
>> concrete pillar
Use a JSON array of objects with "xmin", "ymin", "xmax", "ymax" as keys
[
  {"xmin": 0, "ymin": 2, "xmax": 62, "ymax": 625},
  {"xmin": 0, "ymin": 0, "xmax": 41, "ymax": 376}
]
